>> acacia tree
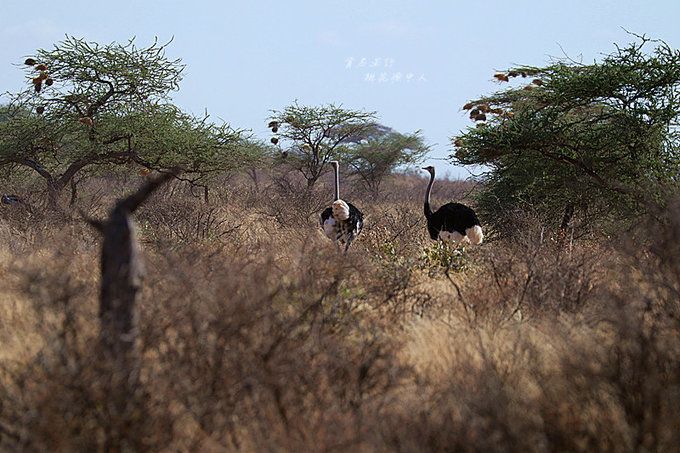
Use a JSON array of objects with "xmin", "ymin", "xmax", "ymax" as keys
[
  {"xmin": 0, "ymin": 36, "xmax": 259, "ymax": 207},
  {"xmin": 345, "ymin": 126, "xmax": 429, "ymax": 195},
  {"xmin": 268, "ymin": 102, "xmax": 376, "ymax": 189},
  {"xmin": 451, "ymin": 37, "xmax": 680, "ymax": 235}
]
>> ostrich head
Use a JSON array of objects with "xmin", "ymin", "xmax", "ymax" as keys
[{"xmin": 422, "ymin": 165, "xmax": 435, "ymax": 176}]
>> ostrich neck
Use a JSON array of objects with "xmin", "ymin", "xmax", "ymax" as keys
[
  {"xmin": 424, "ymin": 172, "xmax": 434, "ymax": 217},
  {"xmin": 334, "ymin": 165, "xmax": 340, "ymax": 201}
]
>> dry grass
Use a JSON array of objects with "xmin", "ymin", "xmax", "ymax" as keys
[{"xmin": 0, "ymin": 172, "xmax": 678, "ymax": 452}]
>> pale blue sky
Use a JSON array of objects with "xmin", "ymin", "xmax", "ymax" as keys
[{"xmin": 2, "ymin": 1, "xmax": 679, "ymax": 178}]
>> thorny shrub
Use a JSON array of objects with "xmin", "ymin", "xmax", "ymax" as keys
[{"xmin": 421, "ymin": 241, "xmax": 471, "ymax": 275}]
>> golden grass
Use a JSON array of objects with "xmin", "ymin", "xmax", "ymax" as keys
[{"xmin": 0, "ymin": 173, "xmax": 678, "ymax": 452}]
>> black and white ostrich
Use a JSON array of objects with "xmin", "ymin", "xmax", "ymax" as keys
[
  {"xmin": 423, "ymin": 165, "xmax": 483, "ymax": 246},
  {"xmin": 320, "ymin": 161, "xmax": 364, "ymax": 254}
]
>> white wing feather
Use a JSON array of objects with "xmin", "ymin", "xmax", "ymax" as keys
[
  {"xmin": 323, "ymin": 217, "xmax": 337, "ymax": 239},
  {"xmin": 466, "ymin": 225, "xmax": 484, "ymax": 244}
]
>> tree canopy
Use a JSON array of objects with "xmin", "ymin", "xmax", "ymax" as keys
[
  {"xmin": 451, "ymin": 37, "xmax": 680, "ymax": 236},
  {"xmin": 268, "ymin": 102, "xmax": 377, "ymax": 189},
  {"xmin": 0, "ymin": 36, "xmax": 263, "ymax": 206},
  {"xmin": 344, "ymin": 125, "xmax": 429, "ymax": 194}
]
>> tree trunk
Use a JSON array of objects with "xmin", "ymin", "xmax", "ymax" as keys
[
  {"xmin": 248, "ymin": 168, "xmax": 260, "ymax": 192},
  {"xmin": 45, "ymin": 158, "xmax": 94, "ymax": 210},
  {"xmin": 558, "ymin": 204, "xmax": 575, "ymax": 247},
  {"xmin": 97, "ymin": 207, "xmax": 144, "ymax": 452},
  {"xmin": 560, "ymin": 204, "xmax": 574, "ymax": 232},
  {"xmin": 46, "ymin": 179, "xmax": 65, "ymax": 211},
  {"xmin": 87, "ymin": 172, "xmax": 176, "ymax": 451},
  {"xmin": 69, "ymin": 178, "xmax": 78, "ymax": 207}
]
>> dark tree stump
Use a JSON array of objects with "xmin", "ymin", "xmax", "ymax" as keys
[{"xmin": 86, "ymin": 171, "xmax": 176, "ymax": 452}]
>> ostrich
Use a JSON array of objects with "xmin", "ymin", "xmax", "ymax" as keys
[
  {"xmin": 320, "ymin": 161, "xmax": 363, "ymax": 254},
  {"xmin": 422, "ymin": 165, "xmax": 483, "ymax": 246}
]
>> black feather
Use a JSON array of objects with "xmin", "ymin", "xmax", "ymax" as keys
[
  {"xmin": 320, "ymin": 202, "xmax": 363, "ymax": 253},
  {"xmin": 423, "ymin": 166, "xmax": 482, "ymax": 243},
  {"xmin": 426, "ymin": 202, "xmax": 480, "ymax": 240}
]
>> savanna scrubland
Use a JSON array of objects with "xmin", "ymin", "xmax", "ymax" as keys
[{"xmin": 1, "ymin": 169, "xmax": 679, "ymax": 453}]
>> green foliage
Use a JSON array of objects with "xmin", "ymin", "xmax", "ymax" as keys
[
  {"xmin": 345, "ymin": 126, "xmax": 429, "ymax": 194},
  {"xmin": 1, "ymin": 36, "xmax": 262, "ymax": 205},
  {"xmin": 268, "ymin": 102, "xmax": 377, "ymax": 188},
  {"xmin": 452, "ymin": 37, "xmax": 680, "ymax": 235},
  {"xmin": 364, "ymin": 225, "xmax": 400, "ymax": 264},
  {"xmin": 137, "ymin": 219, "xmax": 160, "ymax": 244},
  {"xmin": 421, "ymin": 241, "xmax": 470, "ymax": 275}
]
